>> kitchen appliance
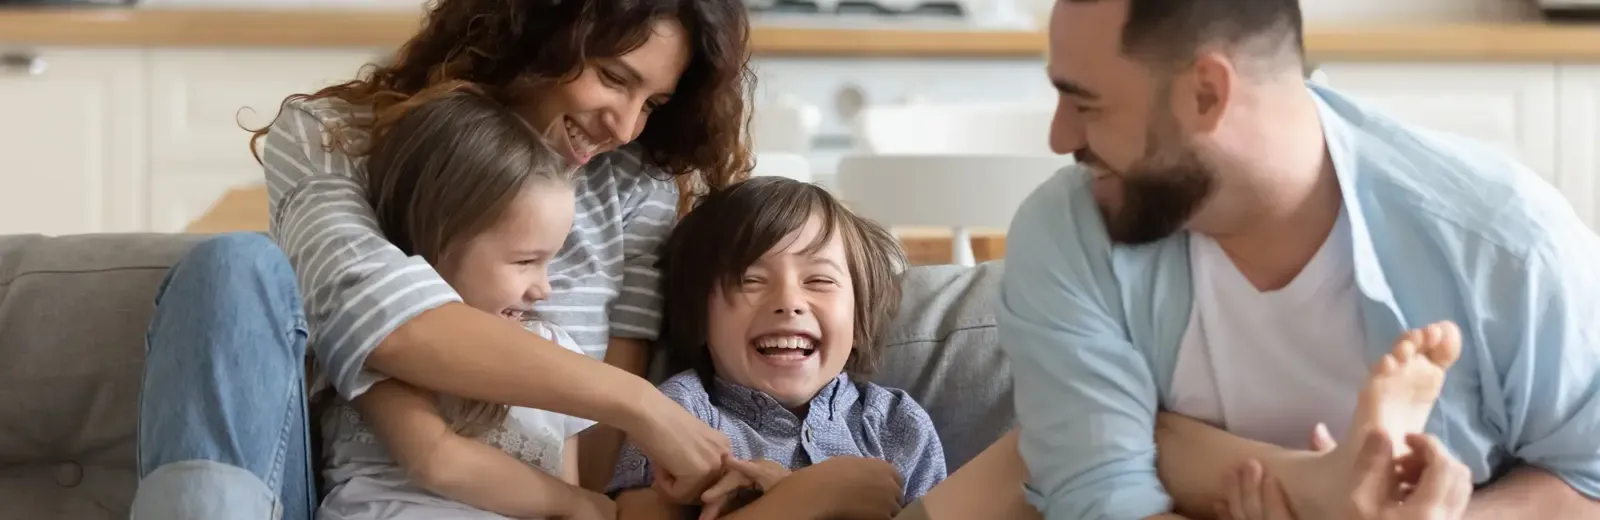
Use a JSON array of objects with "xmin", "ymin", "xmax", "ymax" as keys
[{"xmin": 1541, "ymin": 0, "xmax": 1600, "ymax": 21}]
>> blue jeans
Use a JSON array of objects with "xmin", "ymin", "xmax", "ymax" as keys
[{"xmin": 130, "ymin": 233, "xmax": 316, "ymax": 520}]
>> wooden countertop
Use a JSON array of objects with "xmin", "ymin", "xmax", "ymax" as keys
[{"xmin": 3, "ymin": 8, "xmax": 1600, "ymax": 61}]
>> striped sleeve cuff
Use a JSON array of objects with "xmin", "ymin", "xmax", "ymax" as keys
[{"xmin": 272, "ymin": 176, "xmax": 460, "ymax": 400}]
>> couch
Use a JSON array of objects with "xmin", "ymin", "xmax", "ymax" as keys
[{"xmin": 0, "ymin": 233, "xmax": 1013, "ymax": 520}]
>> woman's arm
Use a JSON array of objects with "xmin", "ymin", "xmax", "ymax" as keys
[
  {"xmin": 260, "ymin": 105, "xmax": 727, "ymax": 494},
  {"xmin": 355, "ymin": 380, "xmax": 595, "ymax": 518},
  {"xmin": 581, "ymin": 337, "xmax": 653, "ymax": 490}
]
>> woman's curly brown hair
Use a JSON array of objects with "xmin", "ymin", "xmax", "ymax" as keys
[{"xmin": 249, "ymin": 0, "xmax": 754, "ymax": 203}]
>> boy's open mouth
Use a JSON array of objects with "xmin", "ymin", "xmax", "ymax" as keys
[{"xmin": 753, "ymin": 334, "xmax": 817, "ymax": 360}]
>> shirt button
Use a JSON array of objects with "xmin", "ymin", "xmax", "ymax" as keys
[
  {"xmin": 801, "ymin": 426, "xmax": 813, "ymax": 443},
  {"xmin": 55, "ymin": 461, "xmax": 83, "ymax": 487}
]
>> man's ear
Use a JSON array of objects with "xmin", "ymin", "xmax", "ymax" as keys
[{"xmin": 1174, "ymin": 51, "xmax": 1235, "ymax": 134}]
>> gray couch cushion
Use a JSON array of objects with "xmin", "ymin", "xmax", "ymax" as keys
[
  {"xmin": 873, "ymin": 261, "xmax": 1010, "ymax": 471},
  {"xmin": 0, "ymin": 233, "xmax": 200, "ymax": 520}
]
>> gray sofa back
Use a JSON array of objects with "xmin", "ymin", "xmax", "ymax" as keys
[{"xmin": 0, "ymin": 233, "xmax": 1011, "ymax": 519}]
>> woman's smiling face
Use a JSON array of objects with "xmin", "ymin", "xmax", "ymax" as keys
[{"xmin": 518, "ymin": 18, "xmax": 690, "ymax": 167}]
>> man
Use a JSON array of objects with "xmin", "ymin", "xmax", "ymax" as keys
[{"xmin": 998, "ymin": 0, "xmax": 1600, "ymax": 519}]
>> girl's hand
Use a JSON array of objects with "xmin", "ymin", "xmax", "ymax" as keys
[
  {"xmin": 779, "ymin": 456, "xmax": 904, "ymax": 520},
  {"xmin": 556, "ymin": 488, "xmax": 618, "ymax": 520},
  {"xmin": 1217, "ymin": 460, "xmax": 1296, "ymax": 520},
  {"xmin": 697, "ymin": 457, "xmax": 792, "ymax": 520}
]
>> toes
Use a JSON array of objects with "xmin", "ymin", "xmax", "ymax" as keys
[
  {"xmin": 1375, "ymin": 353, "xmax": 1400, "ymax": 376},
  {"xmin": 1395, "ymin": 340, "xmax": 1418, "ymax": 362},
  {"xmin": 1424, "ymin": 321, "xmax": 1463, "ymax": 368}
]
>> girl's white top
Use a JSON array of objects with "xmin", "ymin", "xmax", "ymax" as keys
[{"xmin": 315, "ymin": 320, "xmax": 597, "ymax": 520}]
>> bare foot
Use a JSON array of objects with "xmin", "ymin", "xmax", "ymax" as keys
[
  {"xmin": 1347, "ymin": 321, "xmax": 1461, "ymax": 455},
  {"xmin": 1262, "ymin": 321, "xmax": 1461, "ymax": 520}
]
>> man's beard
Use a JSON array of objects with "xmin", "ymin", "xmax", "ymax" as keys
[{"xmin": 1095, "ymin": 131, "xmax": 1217, "ymax": 245}]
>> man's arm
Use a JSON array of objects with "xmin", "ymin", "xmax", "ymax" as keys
[
  {"xmin": 997, "ymin": 170, "xmax": 1173, "ymax": 520},
  {"xmin": 1465, "ymin": 465, "xmax": 1600, "ymax": 518},
  {"xmin": 1476, "ymin": 229, "xmax": 1600, "ymax": 510}
]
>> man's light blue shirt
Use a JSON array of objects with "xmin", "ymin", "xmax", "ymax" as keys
[{"xmin": 998, "ymin": 83, "xmax": 1600, "ymax": 520}]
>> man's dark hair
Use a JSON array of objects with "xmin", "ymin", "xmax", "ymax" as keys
[{"xmin": 1071, "ymin": 0, "xmax": 1304, "ymax": 72}]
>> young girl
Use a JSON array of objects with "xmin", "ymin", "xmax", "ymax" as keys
[
  {"xmin": 605, "ymin": 177, "xmax": 949, "ymax": 519},
  {"xmin": 314, "ymin": 84, "xmax": 613, "ymax": 520}
]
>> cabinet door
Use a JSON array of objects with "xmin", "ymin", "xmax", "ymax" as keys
[
  {"xmin": 0, "ymin": 48, "xmax": 145, "ymax": 236},
  {"xmin": 148, "ymin": 49, "xmax": 384, "ymax": 232},
  {"xmin": 1558, "ymin": 65, "xmax": 1600, "ymax": 231},
  {"xmin": 1315, "ymin": 62, "xmax": 1558, "ymax": 183}
]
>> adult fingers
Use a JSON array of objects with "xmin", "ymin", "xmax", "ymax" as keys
[
  {"xmin": 1403, "ymin": 433, "xmax": 1471, "ymax": 507},
  {"xmin": 1348, "ymin": 429, "xmax": 1398, "ymax": 505}
]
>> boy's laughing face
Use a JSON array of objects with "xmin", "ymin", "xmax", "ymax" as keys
[{"xmin": 706, "ymin": 213, "xmax": 856, "ymax": 409}]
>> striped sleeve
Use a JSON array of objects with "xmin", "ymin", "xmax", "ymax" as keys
[
  {"xmin": 261, "ymin": 101, "xmax": 462, "ymax": 400},
  {"xmin": 607, "ymin": 164, "xmax": 677, "ymax": 340}
]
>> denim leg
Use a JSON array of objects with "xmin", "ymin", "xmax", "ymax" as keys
[{"xmin": 131, "ymin": 232, "xmax": 316, "ymax": 520}]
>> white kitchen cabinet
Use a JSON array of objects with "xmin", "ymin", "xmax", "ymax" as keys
[
  {"xmin": 146, "ymin": 49, "xmax": 384, "ymax": 231},
  {"xmin": 1557, "ymin": 65, "xmax": 1600, "ymax": 231},
  {"xmin": 1315, "ymin": 62, "xmax": 1559, "ymax": 183},
  {"xmin": 0, "ymin": 48, "xmax": 146, "ymax": 236}
]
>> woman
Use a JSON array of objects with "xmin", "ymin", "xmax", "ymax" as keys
[{"xmin": 130, "ymin": 1, "xmax": 752, "ymax": 519}]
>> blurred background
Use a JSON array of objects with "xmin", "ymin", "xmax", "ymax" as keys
[{"xmin": 0, "ymin": 0, "xmax": 1591, "ymax": 265}]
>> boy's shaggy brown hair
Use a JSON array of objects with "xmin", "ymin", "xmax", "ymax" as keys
[{"xmin": 657, "ymin": 177, "xmax": 907, "ymax": 387}]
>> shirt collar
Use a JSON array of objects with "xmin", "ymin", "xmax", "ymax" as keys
[
  {"xmin": 1306, "ymin": 81, "xmax": 1401, "ymax": 314},
  {"xmin": 710, "ymin": 373, "xmax": 856, "ymax": 426}
]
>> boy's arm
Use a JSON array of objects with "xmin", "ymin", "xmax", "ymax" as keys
[
  {"xmin": 355, "ymin": 380, "xmax": 593, "ymax": 518},
  {"xmin": 998, "ymin": 170, "xmax": 1172, "ymax": 520}
]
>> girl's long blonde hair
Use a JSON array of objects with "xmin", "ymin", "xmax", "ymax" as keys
[{"xmin": 365, "ymin": 81, "xmax": 572, "ymax": 437}]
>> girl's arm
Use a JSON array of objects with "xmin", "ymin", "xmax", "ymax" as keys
[
  {"xmin": 260, "ymin": 106, "xmax": 726, "ymax": 494},
  {"xmin": 355, "ymin": 379, "xmax": 597, "ymax": 518}
]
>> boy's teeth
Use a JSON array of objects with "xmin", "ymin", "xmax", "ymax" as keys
[{"xmin": 755, "ymin": 335, "xmax": 813, "ymax": 349}]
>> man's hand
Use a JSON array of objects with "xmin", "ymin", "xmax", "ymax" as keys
[
  {"xmin": 555, "ymin": 487, "xmax": 619, "ymax": 520},
  {"xmin": 698, "ymin": 457, "xmax": 792, "ymax": 520},
  {"xmin": 775, "ymin": 456, "xmax": 905, "ymax": 520},
  {"xmin": 1219, "ymin": 431, "xmax": 1471, "ymax": 520}
]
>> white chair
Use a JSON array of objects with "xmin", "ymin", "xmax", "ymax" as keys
[{"xmin": 836, "ymin": 154, "xmax": 1069, "ymax": 266}]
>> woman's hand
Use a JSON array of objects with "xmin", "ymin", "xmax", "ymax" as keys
[
  {"xmin": 697, "ymin": 457, "xmax": 792, "ymax": 520},
  {"xmin": 632, "ymin": 395, "xmax": 730, "ymax": 504},
  {"xmin": 1219, "ymin": 431, "xmax": 1471, "ymax": 520}
]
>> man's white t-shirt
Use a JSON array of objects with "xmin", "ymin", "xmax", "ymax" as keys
[{"xmin": 1169, "ymin": 209, "xmax": 1372, "ymax": 449}]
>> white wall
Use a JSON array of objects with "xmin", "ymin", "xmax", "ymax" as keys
[
  {"xmin": 1300, "ymin": 0, "xmax": 1536, "ymax": 22},
  {"xmin": 1017, "ymin": 0, "xmax": 1538, "ymax": 24}
]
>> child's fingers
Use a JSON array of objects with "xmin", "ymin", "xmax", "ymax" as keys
[
  {"xmin": 1403, "ymin": 433, "xmax": 1472, "ymax": 507},
  {"xmin": 697, "ymin": 497, "xmax": 729, "ymax": 520},
  {"xmin": 727, "ymin": 457, "xmax": 787, "ymax": 489},
  {"xmin": 1261, "ymin": 475, "xmax": 1294, "ymax": 519},
  {"xmin": 699, "ymin": 473, "xmax": 750, "ymax": 504}
]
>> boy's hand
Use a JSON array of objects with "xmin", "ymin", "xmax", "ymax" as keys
[
  {"xmin": 698, "ymin": 456, "xmax": 792, "ymax": 520},
  {"xmin": 781, "ymin": 456, "xmax": 904, "ymax": 520}
]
